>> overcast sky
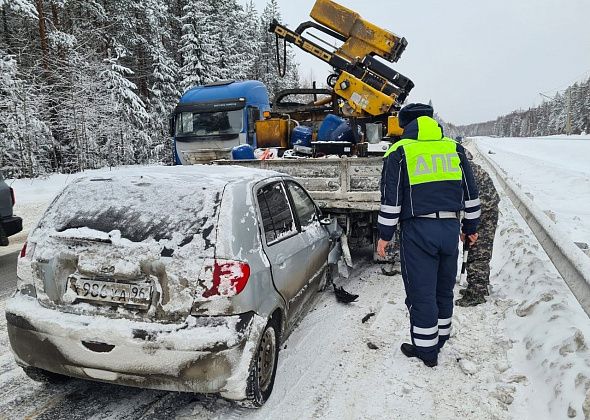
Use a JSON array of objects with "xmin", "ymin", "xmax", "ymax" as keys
[{"xmin": 250, "ymin": 0, "xmax": 590, "ymax": 125}]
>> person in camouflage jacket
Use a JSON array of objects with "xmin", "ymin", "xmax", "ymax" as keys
[{"xmin": 456, "ymin": 161, "xmax": 500, "ymax": 307}]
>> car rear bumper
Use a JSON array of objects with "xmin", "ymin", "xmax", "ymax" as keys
[
  {"xmin": 6, "ymin": 293, "xmax": 265, "ymax": 400},
  {"xmin": 1, "ymin": 216, "xmax": 22, "ymax": 238}
]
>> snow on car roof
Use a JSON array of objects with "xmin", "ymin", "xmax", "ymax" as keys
[{"xmin": 69, "ymin": 164, "xmax": 282, "ymax": 186}]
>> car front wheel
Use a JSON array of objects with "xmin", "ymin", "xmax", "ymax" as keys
[{"xmin": 243, "ymin": 318, "xmax": 280, "ymax": 407}]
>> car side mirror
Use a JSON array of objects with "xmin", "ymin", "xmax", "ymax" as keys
[{"xmin": 320, "ymin": 217, "xmax": 332, "ymax": 226}]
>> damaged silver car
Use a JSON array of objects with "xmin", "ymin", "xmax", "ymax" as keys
[{"xmin": 6, "ymin": 165, "xmax": 335, "ymax": 407}]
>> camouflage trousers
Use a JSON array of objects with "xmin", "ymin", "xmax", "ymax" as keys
[{"xmin": 465, "ymin": 208, "xmax": 499, "ymax": 296}]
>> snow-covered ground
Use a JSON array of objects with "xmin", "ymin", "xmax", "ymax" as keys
[
  {"xmin": 474, "ymin": 135, "xmax": 590, "ymax": 248},
  {"xmin": 0, "ymin": 156, "xmax": 589, "ymax": 418}
]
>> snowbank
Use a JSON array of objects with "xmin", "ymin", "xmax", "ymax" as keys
[
  {"xmin": 492, "ymin": 186, "xmax": 590, "ymax": 419},
  {"xmin": 466, "ymin": 145, "xmax": 590, "ymax": 419}
]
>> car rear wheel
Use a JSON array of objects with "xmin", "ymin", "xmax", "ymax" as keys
[
  {"xmin": 22, "ymin": 366, "xmax": 71, "ymax": 384},
  {"xmin": 243, "ymin": 318, "xmax": 280, "ymax": 407}
]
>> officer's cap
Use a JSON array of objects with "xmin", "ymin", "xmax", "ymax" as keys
[{"xmin": 398, "ymin": 103, "xmax": 434, "ymax": 128}]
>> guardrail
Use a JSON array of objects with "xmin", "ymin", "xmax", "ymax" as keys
[{"xmin": 474, "ymin": 143, "xmax": 590, "ymax": 317}]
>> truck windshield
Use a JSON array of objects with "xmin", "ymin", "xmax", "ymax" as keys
[{"xmin": 176, "ymin": 109, "xmax": 243, "ymax": 137}]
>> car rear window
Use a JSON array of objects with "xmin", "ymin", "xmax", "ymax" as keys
[{"xmin": 37, "ymin": 176, "xmax": 224, "ymax": 248}]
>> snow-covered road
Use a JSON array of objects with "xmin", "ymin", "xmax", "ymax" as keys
[
  {"xmin": 1, "ymin": 155, "xmax": 590, "ymax": 419},
  {"xmin": 0, "ymin": 246, "xmax": 516, "ymax": 420},
  {"xmin": 475, "ymin": 135, "xmax": 590, "ymax": 248}
]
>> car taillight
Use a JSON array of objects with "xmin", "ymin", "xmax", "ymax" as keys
[
  {"xmin": 201, "ymin": 259, "xmax": 251, "ymax": 298},
  {"xmin": 19, "ymin": 242, "xmax": 27, "ymax": 258},
  {"xmin": 10, "ymin": 187, "xmax": 15, "ymax": 205}
]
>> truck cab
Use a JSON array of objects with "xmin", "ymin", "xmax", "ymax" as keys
[{"xmin": 171, "ymin": 80, "xmax": 270, "ymax": 164}]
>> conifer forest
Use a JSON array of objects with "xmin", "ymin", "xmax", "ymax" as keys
[
  {"xmin": 0, "ymin": 0, "xmax": 299, "ymax": 177},
  {"xmin": 1, "ymin": 1, "xmax": 590, "ymax": 178},
  {"xmin": 459, "ymin": 78, "xmax": 590, "ymax": 138}
]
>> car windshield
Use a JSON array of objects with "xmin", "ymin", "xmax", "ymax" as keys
[{"xmin": 176, "ymin": 109, "xmax": 243, "ymax": 137}]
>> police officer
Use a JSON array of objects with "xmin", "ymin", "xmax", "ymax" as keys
[
  {"xmin": 377, "ymin": 104, "xmax": 480, "ymax": 367},
  {"xmin": 456, "ymin": 156, "xmax": 500, "ymax": 306}
]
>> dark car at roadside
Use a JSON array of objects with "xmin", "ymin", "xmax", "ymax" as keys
[{"xmin": 0, "ymin": 171, "xmax": 23, "ymax": 246}]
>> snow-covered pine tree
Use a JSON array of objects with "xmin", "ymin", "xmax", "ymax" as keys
[
  {"xmin": 509, "ymin": 114, "xmax": 521, "ymax": 137},
  {"xmin": 569, "ymin": 83, "xmax": 586, "ymax": 134},
  {"xmin": 257, "ymin": 0, "xmax": 301, "ymax": 100},
  {"xmin": 0, "ymin": 0, "xmax": 36, "ymax": 19},
  {"xmin": 256, "ymin": 0, "xmax": 278, "ymax": 89},
  {"xmin": 139, "ymin": 0, "xmax": 181, "ymax": 163},
  {"xmin": 179, "ymin": 0, "xmax": 211, "ymax": 89},
  {"xmin": 99, "ymin": 52, "xmax": 149, "ymax": 165},
  {"xmin": 99, "ymin": 58, "xmax": 147, "ymax": 128},
  {"xmin": 584, "ymin": 80, "xmax": 590, "ymax": 133},
  {"xmin": 241, "ymin": 0, "xmax": 262, "ymax": 80},
  {"xmin": 519, "ymin": 113, "xmax": 530, "ymax": 137},
  {"xmin": 207, "ymin": 0, "xmax": 245, "ymax": 81},
  {"xmin": 149, "ymin": 42, "xmax": 180, "ymax": 163},
  {"xmin": 150, "ymin": 45, "xmax": 180, "ymax": 119},
  {"xmin": 0, "ymin": 50, "xmax": 52, "ymax": 177}
]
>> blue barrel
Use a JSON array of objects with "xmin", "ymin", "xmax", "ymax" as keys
[
  {"xmin": 231, "ymin": 144, "xmax": 255, "ymax": 160},
  {"xmin": 330, "ymin": 121, "xmax": 357, "ymax": 143},
  {"xmin": 291, "ymin": 125, "xmax": 313, "ymax": 147},
  {"xmin": 317, "ymin": 114, "xmax": 346, "ymax": 141}
]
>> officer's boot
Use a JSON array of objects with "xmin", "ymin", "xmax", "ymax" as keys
[
  {"xmin": 459, "ymin": 283, "xmax": 489, "ymax": 297},
  {"xmin": 455, "ymin": 288, "xmax": 486, "ymax": 307},
  {"xmin": 400, "ymin": 343, "xmax": 438, "ymax": 367}
]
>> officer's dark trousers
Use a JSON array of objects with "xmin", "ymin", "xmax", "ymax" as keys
[{"xmin": 399, "ymin": 218, "xmax": 460, "ymax": 362}]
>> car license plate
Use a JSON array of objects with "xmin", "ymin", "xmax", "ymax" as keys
[{"xmin": 68, "ymin": 277, "xmax": 152, "ymax": 308}]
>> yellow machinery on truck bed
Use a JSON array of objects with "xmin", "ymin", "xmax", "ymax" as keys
[{"xmin": 268, "ymin": 0, "xmax": 414, "ymax": 137}]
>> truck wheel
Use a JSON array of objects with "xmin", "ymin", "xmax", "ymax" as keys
[
  {"xmin": 22, "ymin": 366, "xmax": 70, "ymax": 384},
  {"xmin": 243, "ymin": 318, "xmax": 280, "ymax": 408}
]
